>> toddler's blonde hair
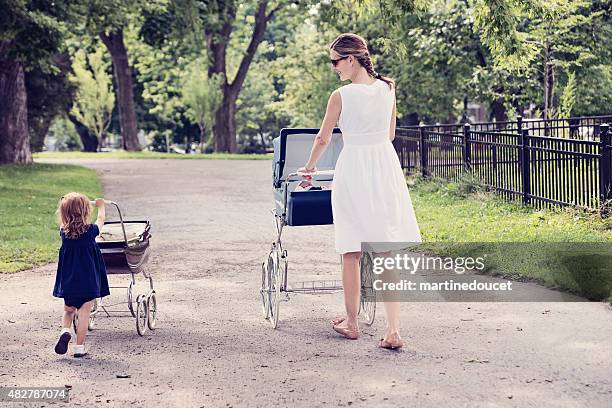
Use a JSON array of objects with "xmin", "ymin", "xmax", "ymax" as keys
[{"xmin": 57, "ymin": 192, "xmax": 91, "ymax": 239}]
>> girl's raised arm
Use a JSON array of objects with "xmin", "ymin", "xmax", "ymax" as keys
[{"xmin": 94, "ymin": 198, "xmax": 105, "ymax": 233}]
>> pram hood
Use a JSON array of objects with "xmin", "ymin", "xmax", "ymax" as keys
[{"xmin": 272, "ymin": 128, "xmax": 343, "ymax": 188}]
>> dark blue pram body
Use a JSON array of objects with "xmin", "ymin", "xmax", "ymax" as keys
[{"xmin": 272, "ymin": 128, "xmax": 343, "ymax": 226}]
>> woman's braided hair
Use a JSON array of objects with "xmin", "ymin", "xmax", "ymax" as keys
[{"xmin": 329, "ymin": 33, "xmax": 394, "ymax": 90}]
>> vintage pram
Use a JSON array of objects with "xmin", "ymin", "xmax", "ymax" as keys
[
  {"xmin": 74, "ymin": 200, "xmax": 156, "ymax": 336},
  {"xmin": 261, "ymin": 128, "xmax": 377, "ymax": 328}
]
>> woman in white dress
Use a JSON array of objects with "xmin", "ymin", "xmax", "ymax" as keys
[{"xmin": 298, "ymin": 33, "xmax": 421, "ymax": 349}]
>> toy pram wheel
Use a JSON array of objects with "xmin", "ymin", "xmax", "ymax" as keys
[
  {"xmin": 87, "ymin": 298, "xmax": 98, "ymax": 331},
  {"xmin": 267, "ymin": 246, "xmax": 281, "ymax": 328},
  {"xmin": 128, "ymin": 281, "xmax": 136, "ymax": 318},
  {"xmin": 260, "ymin": 260, "xmax": 270, "ymax": 319},
  {"xmin": 72, "ymin": 315, "xmax": 78, "ymax": 332},
  {"xmin": 136, "ymin": 295, "xmax": 148, "ymax": 336},
  {"xmin": 359, "ymin": 252, "xmax": 376, "ymax": 326},
  {"xmin": 147, "ymin": 292, "xmax": 157, "ymax": 330},
  {"xmin": 88, "ymin": 315, "xmax": 96, "ymax": 331}
]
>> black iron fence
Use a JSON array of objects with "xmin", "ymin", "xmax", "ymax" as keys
[{"xmin": 394, "ymin": 116, "xmax": 612, "ymax": 211}]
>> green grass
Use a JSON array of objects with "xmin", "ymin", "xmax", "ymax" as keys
[
  {"xmin": 409, "ymin": 176, "xmax": 612, "ymax": 300},
  {"xmin": 0, "ymin": 163, "xmax": 102, "ymax": 273},
  {"xmin": 34, "ymin": 151, "xmax": 272, "ymax": 160}
]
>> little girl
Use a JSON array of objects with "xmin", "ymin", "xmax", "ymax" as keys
[{"xmin": 53, "ymin": 193, "xmax": 110, "ymax": 357}]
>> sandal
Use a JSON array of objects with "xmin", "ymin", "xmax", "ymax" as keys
[
  {"xmin": 378, "ymin": 336, "xmax": 405, "ymax": 350},
  {"xmin": 333, "ymin": 322, "xmax": 360, "ymax": 340}
]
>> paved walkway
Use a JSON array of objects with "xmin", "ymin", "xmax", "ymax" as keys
[{"xmin": 1, "ymin": 158, "xmax": 610, "ymax": 407}]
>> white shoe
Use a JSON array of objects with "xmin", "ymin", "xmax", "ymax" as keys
[{"xmin": 73, "ymin": 345, "xmax": 87, "ymax": 358}]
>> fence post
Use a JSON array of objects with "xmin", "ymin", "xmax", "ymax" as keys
[
  {"xmin": 419, "ymin": 124, "xmax": 428, "ymax": 177},
  {"xmin": 463, "ymin": 123, "xmax": 471, "ymax": 171},
  {"xmin": 599, "ymin": 124, "xmax": 611, "ymax": 214},
  {"xmin": 519, "ymin": 128, "xmax": 531, "ymax": 205}
]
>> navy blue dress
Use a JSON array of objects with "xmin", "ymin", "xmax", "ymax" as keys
[{"xmin": 53, "ymin": 224, "xmax": 110, "ymax": 307}]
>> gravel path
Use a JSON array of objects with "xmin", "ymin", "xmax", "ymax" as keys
[{"xmin": 1, "ymin": 158, "xmax": 611, "ymax": 407}]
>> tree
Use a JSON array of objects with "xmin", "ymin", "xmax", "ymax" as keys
[
  {"xmin": 25, "ymin": 52, "xmax": 76, "ymax": 152},
  {"xmin": 205, "ymin": 1, "xmax": 285, "ymax": 152},
  {"xmin": 0, "ymin": 41, "xmax": 31, "ymax": 163},
  {"xmin": 0, "ymin": 0, "xmax": 78, "ymax": 163},
  {"xmin": 172, "ymin": 0, "xmax": 299, "ymax": 152},
  {"xmin": 83, "ymin": 0, "xmax": 167, "ymax": 151},
  {"xmin": 128, "ymin": 29, "xmax": 193, "ymax": 152},
  {"xmin": 69, "ymin": 45, "xmax": 115, "ymax": 149},
  {"xmin": 181, "ymin": 60, "xmax": 223, "ymax": 152}
]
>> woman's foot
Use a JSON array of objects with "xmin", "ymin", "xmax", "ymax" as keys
[
  {"xmin": 332, "ymin": 320, "xmax": 359, "ymax": 340},
  {"xmin": 378, "ymin": 332, "xmax": 404, "ymax": 350},
  {"xmin": 331, "ymin": 316, "xmax": 346, "ymax": 326}
]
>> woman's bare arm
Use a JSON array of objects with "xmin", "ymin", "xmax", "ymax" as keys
[
  {"xmin": 389, "ymin": 89, "xmax": 397, "ymax": 141},
  {"xmin": 302, "ymin": 90, "xmax": 342, "ymax": 171}
]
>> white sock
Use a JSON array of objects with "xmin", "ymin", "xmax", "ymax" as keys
[{"xmin": 60, "ymin": 328, "xmax": 70, "ymax": 335}]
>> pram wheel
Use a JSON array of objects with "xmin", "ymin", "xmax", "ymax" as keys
[
  {"xmin": 267, "ymin": 244, "xmax": 282, "ymax": 329},
  {"xmin": 260, "ymin": 261, "xmax": 270, "ymax": 319},
  {"xmin": 136, "ymin": 295, "xmax": 148, "ymax": 336},
  {"xmin": 359, "ymin": 252, "xmax": 376, "ymax": 326},
  {"xmin": 127, "ymin": 281, "xmax": 136, "ymax": 318},
  {"xmin": 87, "ymin": 299, "xmax": 98, "ymax": 330},
  {"xmin": 147, "ymin": 292, "xmax": 157, "ymax": 330},
  {"xmin": 71, "ymin": 309, "xmax": 96, "ymax": 332}
]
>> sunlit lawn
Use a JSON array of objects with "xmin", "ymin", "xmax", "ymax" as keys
[
  {"xmin": 410, "ymin": 177, "xmax": 612, "ymax": 300},
  {"xmin": 0, "ymin": 163, "xmax": 102, "ymax": 273}
]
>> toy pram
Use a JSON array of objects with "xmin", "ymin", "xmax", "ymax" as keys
[
  {"xmin": 261, "ymin": 128, "xmax": 377, "ymax": 328},
  {"xmin": 74, "ymin": 200, "xmax": 156, "ymax": 336}
]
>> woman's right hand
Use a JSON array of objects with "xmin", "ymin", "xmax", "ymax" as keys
[
  {"xmin": 94, "ymin": 198, "xmax": 105, "ymax": 208},
  {"xmin": 297, "ymin": 165, "xmax": 316, "ymax": 175}
]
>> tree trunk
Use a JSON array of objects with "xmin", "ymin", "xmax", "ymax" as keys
[
  {"xmin": 0, "ymin": 42, "xmax": 32, "ymax": 164},
  {"xmin": 490, "ymin": 97, "xmax": 507, "ymax": 130},
  {"xmin": 99, "ymin": 29, "xmax": 140, "ymax": 151},
  {"xmin": 198, "ymin": 124, "xmax": 206, "ymax": 153},
  {"xmin": 208, "ymin": 0, "xmax": 278, "ymax": 153},
  {"xmin": 29, "ymin": 116, "xmax": 53, "ymax": 153},
  {"xmin": 213, "ymin": 93, "xmax": 237, "ymax": 152},
  {"xmin": 68, "ymin": 113, "xmax": 98, "ymax": 152}
]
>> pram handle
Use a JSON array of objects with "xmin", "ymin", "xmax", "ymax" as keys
[
  {"xmin": 90, "ymin": 200, "xmax": 129, "ymax": 246},
  {"xmin": 287, "ymin": 169, "xmax": 335, "ymax": 179}
]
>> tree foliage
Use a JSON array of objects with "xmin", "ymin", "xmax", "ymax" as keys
[
  {"xmin": 181, "ymin": 60, "xmax": 223, "ymax": 152},
  {"xmin": 69, "ymin": 45, "xmax": 115, "ymax": 148}
]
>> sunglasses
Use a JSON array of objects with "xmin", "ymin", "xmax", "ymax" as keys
[{"xmin": 330, "ymin": 56, "xmax": 349, "ymax": 66}]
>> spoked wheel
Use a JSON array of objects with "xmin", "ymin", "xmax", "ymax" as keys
[
  {"xmin": 136, "ymin": 295, "xmax": 148, "ymax": 336},
  {"xmin": 260, "ymin": 259, "xmax": 270, "ymax": 319},
  {"xmin": 127, "ymin": 281, "xmax": 136, "ymax": 317},
  {"xmin": 147, "ymin": 292, "xmax": 157, "ymax": 330},
  {"xmin": 359, "ymin": 252, "xmax": 376, "ymax": 326},
  {"xmin": 267, "ymin": 244, "xmax": 281, "ymax": 329}
]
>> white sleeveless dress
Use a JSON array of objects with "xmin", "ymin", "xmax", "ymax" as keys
[{"xmin": 332, "ymin": 79, "xmax": 422, "ymax": 254}]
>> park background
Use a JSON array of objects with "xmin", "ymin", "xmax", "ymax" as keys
[
  {"xmin": 1, "ymin": 1, "xmax": 611, "ymax": 293},
  {"xmin": 1, "ymin": 1, "xmax": 612, "ymax": 406}
]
